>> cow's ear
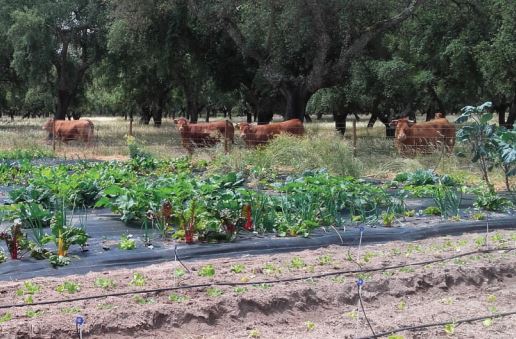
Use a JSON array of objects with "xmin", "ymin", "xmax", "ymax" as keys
[
  {"xmin": 235, "ymin": 123, "xmax": 240, "ymax": 128},
  {"xmin": 173, "ymin": 119, "xmax": 178, "ymax": 124},
  {"xmin": 408, "ymin": 120, "xmax": 416, "ymax": 127},
  {"xmin": 389, "ymin": 120, "xmax": 398, "ymax": 127}
]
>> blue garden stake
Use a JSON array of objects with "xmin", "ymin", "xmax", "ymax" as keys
[
  {"xmin": 75, "ymin": 315, "xmax": 85, "ymax": 339},
  {"xmin": 356, "ymin": 278, "xmax": 364, "ymax": 287}
]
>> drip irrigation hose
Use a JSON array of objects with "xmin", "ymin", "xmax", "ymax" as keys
[
  {"xmin": 358, "ymin": 283, "xmax": 376, "ymax": 337},
  {"xmin": 357, "ymin": 310, "xmax": 516, "ymax": 339},
  {"xmin": 0, "ymin": 246, "xmax": 513, "ymax": 310}
]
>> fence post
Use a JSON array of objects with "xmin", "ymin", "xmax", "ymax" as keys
[
  {"xmin": 224, "ymin": 120, "xmax": 229, "ymax": 154},
  {"xmin": 352, "ymin": 119, "xmax": 357, "ymax": 157},
  {"xmin": 52, "ymin": 119, "xmax": 56, "ymax": 153}
]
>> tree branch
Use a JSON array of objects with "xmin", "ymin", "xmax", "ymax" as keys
[
  {"xmin": 305, "ymin": 0, "xmax": 331, "ymax": 91},
  {"xmin": 335, "ymin": 0, "xmax": 426, "ymax": 75}
]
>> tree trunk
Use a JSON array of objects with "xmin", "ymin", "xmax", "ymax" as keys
[
  {"xmin": 56, "ymin": 90, "xmax": 72, "ymax": 120},
  {"xmin": 153, "ymin": 107, "xmax": 163, "ymax": 127},
  {"xmin": 507, "ymin": 94, "xmax": 516, "ymax": 130},
  {"xmin": 333, "ymin": 111, "xmax": 348, "ymax": 135},
  {"xmin": 141, "ymin": 106, "xmax": 152, "ymax": 125},
  {"xmin": 281, "ymin": 82, "xmax": 311, "ymax": 121}
]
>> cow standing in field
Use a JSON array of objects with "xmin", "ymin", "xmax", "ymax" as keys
[
  {"xmin": 173, "ymin": 118, "xmax": 234, "ymax": 152},
  {"xmin": 42, "ymin": 119, "xmax": 94, "ymax": 145},
  {"xmin": 237, "ymin": 119, "xmax": 304, "ymax": 147},
  {"xmin": 390, "ymin": 116, "xmax": 455, "ymax": 154}
]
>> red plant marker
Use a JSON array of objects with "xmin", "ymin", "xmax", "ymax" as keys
[{"xmin": 244, "ymin": 205, "xmax": 253, "ymax": 231}]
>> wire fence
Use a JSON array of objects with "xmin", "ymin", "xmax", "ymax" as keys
[{"xmin": 0, "ymin": 116, "xmax": 493, "ymax": 180}]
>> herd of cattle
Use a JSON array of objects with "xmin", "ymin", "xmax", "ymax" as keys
[{"xmin": 42, "ymin": 113, "xmax": 456, "ymax": 154}]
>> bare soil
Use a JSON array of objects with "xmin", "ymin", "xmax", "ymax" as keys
[{"xmin": 1, "ymin": 230, "xmax": 515, "ymax": 339}]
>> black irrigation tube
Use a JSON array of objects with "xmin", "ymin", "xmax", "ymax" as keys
[
  {"xmin": 357, "ymin": 310, "xmax": 516, "ymax": 339},
  {"xmin": 0, "ymin": 246, "xmax": 514, "ymax": 311}
]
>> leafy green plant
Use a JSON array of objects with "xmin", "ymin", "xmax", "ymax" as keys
[
  {"xmin": 130, "ymin": 272, "xmax": 146, "ymax": 287},
  {"xmin": 248, "ymin": 329, "xmax": 261, "ymax": 338},
  {"xmin": 305, "ymin": 321, "xmax": 316, "ymax": 331},
  {"xmin": 133, "ymin": 295, "xmax": 155, "ymax": 305},
  {"xmin": 168, "ymin": 293, "xmax": 190, "ymax": 303},
  {"xmin": 25, "ymin": 309, "xmax": 43, "ymax": 318},
  {"xmin": 234, "ymin": 287, "xmax": 248, "ymax": 294},
  {"xmin": 423, "ymin": 206, "xmax": 441, "ymax": 216},
  {"xmin": 118, "ymin": 235, "xmax": 136, "ymax": 250},
  {"xmin": 456, "ymin": 102, "xmax": 498, "ymax": 186},
  {"xmin": 472, "ymin": 212, "xmax": 486, "ymax": 220},
  {"xmin": 230, "ymin": 264, "xmax": 246, "ymax": 273},
  {"xmin": 443, "ymin": 323, "xmax": 455, "ymax": 335},
  {"xmin": 289, "ymin": 257, "xmax": 306, "ymax": 269},
  {"xmin": 318, "ymin": 255, "xmax": 333, "ymax": 265},
  {"xmin": 61, "ymin": 306, "xmax": 81, "ymax": 314},
  {"xmin": 206, "ymin": 287, "xmax": 224, "ymax": 297},
  {"xmin": 16, "ymin": 281, "xmax": 40, "ymax": 296},
  {"xmin": 48, "ymin": 255, "xmax": 70, "ymax": 267},
  {"xmin": 56, "ymin": 281, "xmax": 80, "ymax": 294},
  {"xmin": 0, "ymin": 313, "xmax": 12, "ymax": 323},
  {"xmin": 483, "ymin": 318, "xmax": 493, "ymax": 327},
  {"xmin": 198, "ymin": 264, "xmax": 216, "ymax": 277},
  {"xmin": 473, "ymin": 186, "xmax": 512, "ymax": 211},
  {"xmin": 262, "ymin": 262, "xmax": 281, "ymax": 275},
  {"xmin": 381, "ymin": 211, "xmax": 396, "ymax": 226},
  {"xmin": 41, "ymin": 205, "xmax": 89, "ymax": 257},
  {"xmin": 404, "ymin": 210, "xmax": 415, "ymax": 217},
  {"xmin": 95, "ymin": 277, "xmax": 116, "ymax": 289},
  {"xmin": 174, "ymin": 268, "xmax": 186, "ymax": 277}
]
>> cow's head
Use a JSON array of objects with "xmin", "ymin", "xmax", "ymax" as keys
[
  {"xmin": 434, "ymin": 112, "xmax": 444, "ymax": 119},
  {"xmin": 390, "ymin": 118, "xmax": 414, "ymax": 141},
  {"xmin": 236, "ymin": 123, "xmax": 253, "ymax": 139},
  {"xmin": 42, "ymin": 119, "xmax": 55, "ymax": 132},
  {"xmin": 173, "ymin": 117, "xmax": 188, "ymax": 128}
]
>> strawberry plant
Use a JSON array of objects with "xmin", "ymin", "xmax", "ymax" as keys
[{"xmin": 130, "ymin": 272, "xmax": 146, "ymax": 287}]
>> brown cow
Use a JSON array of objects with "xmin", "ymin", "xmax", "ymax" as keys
[
  {"xmin": 43, "ymin": 119, "xmax": 94, "ymax": 145},
  {"xmin": 173, "ymin": 118, "xmax": 234, "ymax": 152},
  {"xmin": 237, "ymin": 119, "xmax": 304, "ymax": 147},
  {"xmin": 390, "ymin": 117, "xmax": 455, "ymax": 154}
]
